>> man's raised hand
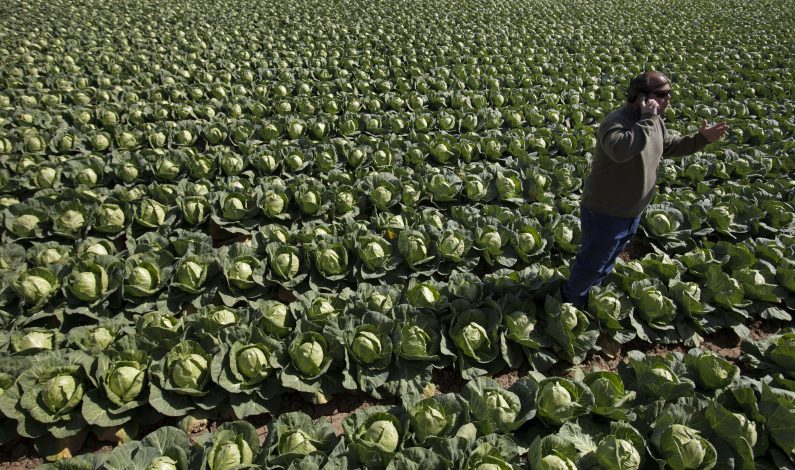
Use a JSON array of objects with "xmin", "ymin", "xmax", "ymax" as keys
[
  {"xmin": 640, "ymin": 95, "xmax": 659, "ymax": 115},
  {"xmin": 699, "ymin": 119, "xmax": 729, "ymax": 143}
]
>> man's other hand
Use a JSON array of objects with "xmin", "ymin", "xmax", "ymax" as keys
[{"xmin": 699, "ymin": 120, "xmax": 729, "ymax": 142}]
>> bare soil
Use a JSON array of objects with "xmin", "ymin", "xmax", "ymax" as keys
[
  {"xmin": 0, "ymin": 442, "xmax": 42, "ymax": 470},
  {"xmin": 617, "ymin": 238, "xmax": 655, "ymax": 263}
]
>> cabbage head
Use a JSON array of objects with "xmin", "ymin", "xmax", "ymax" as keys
[
  {"xmin": 395, "ymin": 315, "xmax": 440, "ymax": 361},
  {"xmin": 409, "ymin": 398, "xmax": 450, "ymax": 441},
  {"xmin": 629, "ymin": 280, "xmax": 676, "ymax": 327},
  {"xmin": 11, "ymin": 328, "xmax": 57, "ymax": 353},
  {"xmin": 351, "ymin": 329, "xmax": 384, "ymax": 365},
  {"xmin": 207, "ymin": 428, "xmax": 256, "ymax": 470},
  {"xmin": 588, "ymin": 287, "xmax": 630, "ymax": 329},
  {"xmin": 42, "ymin": 373, "xmax": 84, "ymax": 414},
  {"xmin": 345, "ymin": 409, "xmax": 403, "ymax": 468},
  {"xmin": 540, "ymin": 454, "xmax": 578, "ymax": 470},
  {"xmin": 136, "ymin": 198, "xmax": 168, "ymax": 228},
  {"xmin": 268, "ymin": 244, "xmax": 302, "ymax": 283},
  {"xmin": 261, "ymin": 190, "xmax": 287, "ymax": 218},
  {"xmin": 125, "ymin": 258, "xmax": 163, "ymax": 297},
  {"xmin": 165, "ymin": 341, "xmax": 212, "ymax": 393},
  {"xmin": 278, "ymin": 430, "xmax": 317, "ymax": 456},
  {"xmin": 148, "ymin": 456, "xmax": 178, "ymax": 470},
  {"xmin": 67, "ymin": 260, "xmax": 111, "ymax": 302},
  {"xmin": 654, "ymin": 424, "xmax": 716, "ymax": 470},
  {"xmin": 439, "ymin": 231, "xmax": 469, "ymax": 262},
  {"xmin": 476, "ymin": 226, "xmax": 503, "ymax": 255},
  {"xmin": 183, "ymin": 194, "xmax": 213, "ymax": 224},
  {"xmin": 503, "ymin": 310, "xmax": 539, "ymax": 348},
  {"xmin": 15, "ymin": 267, "xmax": 58, "ymax": 310},
  {"xmin": 551, "ymin": 215, "xmax": 580, "ymax": 253},
  {"xmin": 644, "ymin": 206, "xmax": 683, "ymax": 237},
  {"xmin": 10, "ymin": 212, "xmax": 43, "ymax": 237},
  {"xmin": 227, "ymin": 256, "xmax": 258, "ymax": 290},
  {"xmin": 102, "ymin": 351, "xmax": 149, "ymax": 406},
  {"xmin": 55, "ymin": 208, "xmax": 87, "ymax": 235},
  {"xmin": 94, "ymin": 203, "xmax": 126, "ymax": 233},
  {"xmin": 583, "ymin": 371, "xmax": 636, "ymax": 420},
  {"xmin": 313, "ymin": 243, "xmax": 347, "ymax": 278},
  {"xmin": 254, "ymin": 300, "xmax": 293, "ymax": 338},
  {"xmin": 235, "ymin": 344, "xmax": 273, "ymax": 383},
  {"xmin": 398, "ymin": 230, "xmax": 430, "ymax": 268},
  {"xmin": 450, "ymin": 309, "xmax": 494, "ymax": 361},
  {"xmin": 684, "ymin": 351, "xmax": 738, "ymax": 391},
  {"xmin": 297, "ymin": 188, "xmax": 322, "ymax": 215},
  {"xmin": 289, "ymin": 333, "xmax": 328, "ymax": 378},
  {"xmin": 536, "ymin": 377, "xmax": 592, "ymax": 427},
  {"xmin": 173, "ymin": 256, "xmax": 209, "ymax": 293},
  {"xmin": 595, "ymin": 436, "xmax": 641, "ymax": 470}
]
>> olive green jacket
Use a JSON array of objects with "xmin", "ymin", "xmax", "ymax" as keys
[{"xmin": 581, "ymin": 104, "xmax": 709, "ymax": 217}]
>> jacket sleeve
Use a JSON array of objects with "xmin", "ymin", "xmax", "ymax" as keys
[
  {"xmin": 598, "ymin": 112, "xmax": 660, "ymax": 163},
  {"xmin": 662, "ymin": 127, "xmax": 709, "ymax": 157}
]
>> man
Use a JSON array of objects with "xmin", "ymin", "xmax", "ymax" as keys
[{"xmin": 561, "ymin": 71, "xmax": 728, "ymax": 306}]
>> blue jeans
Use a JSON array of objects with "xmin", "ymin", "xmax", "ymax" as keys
[{"xmin": 561, "ymin": 206, "xmax": 641, "ymax": 307}]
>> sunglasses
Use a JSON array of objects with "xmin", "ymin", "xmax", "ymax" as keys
[{"xmin": 648, "ymin": 90, "xmax": 672, "ymax": 99}]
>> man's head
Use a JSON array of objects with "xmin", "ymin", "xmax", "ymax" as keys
[{"xmin": 626, "ymin": 71, "xmax": 672, "ymax": 113}]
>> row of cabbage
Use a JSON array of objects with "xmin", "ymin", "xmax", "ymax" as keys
[
  {"xmin": 1, "ymin": 237, "xmax": 794, "ymax": 459},
  {"xmin": 1, "ymin": 210, "xmax": 793, "ymax": 335},
  {"xmin": 2, "ymin": 100, "xmax": 791, "ymax": 176},
  {"xmin": 2, "ymin": 160, "xmax": 794, "ymax": 243},
  {"xmin": 32, "ymin": 329, "xmax": 795, "ymax": 469},
  {"xmin": 2, "ymin": 150, "xmax": 794, "ymax": 316},
  {"xmin": 2, "ymin": 142, "xmax": 793, "ymax": 265}
]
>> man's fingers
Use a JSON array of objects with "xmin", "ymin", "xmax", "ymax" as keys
[
  {"xmin": 712, "ymin": 123, "xmax": 729, "ymax": 134},
  {"xmin": 702, "ymin": 121, "xmax": 729, "ymax": 133},
  {"xmin": 641, "ymin": 101, "xmax": 658, "ymax": 115},
  {"xmin": 699, "ymin": 121, "xmax": 730, "ymax": 142}
]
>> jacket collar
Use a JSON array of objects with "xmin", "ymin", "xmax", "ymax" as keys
[{"xmin": 623, "ymin": 103, "xmax": 641, "ymax": 118}]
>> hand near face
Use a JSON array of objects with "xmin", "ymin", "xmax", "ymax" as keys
[
  {"xmin": 699, "ymin": 119, "xmax": 729, "ymax": 143},
  {"xmin": 639, "ymin": 95, "xmax": 659, "ymax": 115}
]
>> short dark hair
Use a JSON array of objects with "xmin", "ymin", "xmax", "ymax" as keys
[{"xmin": 626, "ymin": 71, "xmax": 670, "ymax": 102}]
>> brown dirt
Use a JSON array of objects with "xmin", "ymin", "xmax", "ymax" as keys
[
  {"xmin": 698, "ymin": 328, "xmax": 742, "ymax": 361},
  {"xmin": 278, "ymin": 390, "xmax": 397, "ymax": 436},
  {"xmin": 748, "ymin": 320, "xmax": 783, "ymax": 340},
  {"xmin": 257, "ymin": 425, "xmax": 269, "ymax": 447},
  {"xmin": 493, "ymin": 367, "xmax": 521, "ymax": 389},
  {"xmin": 0, "ymin": 441, "xmax": 42, "ymax": 470},
  {"xmin": 579, "ymin": 335, "xmax": 625, "ymax": 373},
  {"xmin": 617, "ymin": 239, "xmax": 654, "ymax": 263},
  {"xmin": 209, "ymin": 222, "xmax": 251, "ymax": 248},
  {"xmin": 582, "ymin": 351, "xmax": 623, "ymax": 374},
  {"xmin": 435, "ymin": 367, "xmax": 466, "ymax": 395},
  {"xmin": 277, "ymin": 287, "xmax": 298, "ymax": 303},
  {"xmin": 0, "ymin": 431, "xmax": 116, "ymax": 469}
]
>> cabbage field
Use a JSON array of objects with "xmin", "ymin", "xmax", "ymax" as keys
[{"xmin": 1, "ymin": 0, "xmax": 794, "ymax": 468}]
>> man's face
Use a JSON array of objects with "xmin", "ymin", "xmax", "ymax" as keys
[{"xmin": 647, "ymin": 84, "xmax": 672, "ymax": 114}]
